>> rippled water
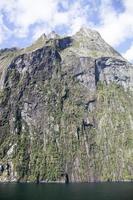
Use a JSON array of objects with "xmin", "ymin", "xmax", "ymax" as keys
[{"xmin": 0, "ymin": 182, "xmax": 133, "ymax": 200}]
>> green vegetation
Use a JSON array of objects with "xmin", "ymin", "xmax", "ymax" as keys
[
  {"xmin": 0, "ymin": 31, "xmax": 132, "ymax": 182},
  {"xmin": 95, "ymin": 83, "xmax": 133, "ymax": 181}
]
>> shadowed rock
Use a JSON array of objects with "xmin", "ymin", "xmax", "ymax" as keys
[{"xmin": 0, "ymin": 27, "xmax": 133, "ymax": 183}]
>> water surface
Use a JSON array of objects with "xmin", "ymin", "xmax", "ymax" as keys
[{"xmin": 0, "ymin": 182, "xmax": 133, "ymax": 200}]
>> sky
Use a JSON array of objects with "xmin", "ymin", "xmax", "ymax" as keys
[{"xmin": 0, "ymin": 0, "xmax": 133, "ymax": 62}]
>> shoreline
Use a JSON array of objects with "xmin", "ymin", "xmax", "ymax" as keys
[{"xmin": 0, "ymin": 180, "xmax": 133, "ymax": 184}]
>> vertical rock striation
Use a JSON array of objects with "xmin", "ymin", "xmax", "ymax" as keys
[{"xmin": 0, "ymin": 27, "xmax": 133, "ymax": 182}]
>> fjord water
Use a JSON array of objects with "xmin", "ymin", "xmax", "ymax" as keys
[{"xmin": 0, "ymin": 183, "xmax": 133, "ymax": 200}]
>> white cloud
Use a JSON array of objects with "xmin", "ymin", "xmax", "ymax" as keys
[
  {"xmin": 0, "ymin": 0, "xmax": 61, "ymax": 37},
  {"xmin": 31, "ymin": 1, "xmax": 89, "ymax": 40},
  {"xmin": 0, "ymin": 13, "xmax": 11, "ymax": 45},
  {"xmin": 0, "ymin": 0, "xmax": 133, "ymax": 63},
  {"xmin": 0, "ymin": 0, "xmax": 91, "ymax": 41},
  {"xmin": 123, "ymin": 43, "xmax": 133, "ymax": 62},
  {"xmin": 64, "ymin": 2, "xmax": 90, "ymax": 35},
  {"xmin": 95, "ymin": 0, "xmax": 133, "ymax": 47},
  {"xmin": 27, "ymin": 0, "xmax": 91, "ymax": 40}
]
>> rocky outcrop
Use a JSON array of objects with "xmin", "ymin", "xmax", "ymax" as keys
[
  {"xmin": 0, "ymin": 27, "xmax": 133, "ymax": 183},
  {"xmin": 95, "ymin": 57, "xmax": 133, "ymax": 89}
]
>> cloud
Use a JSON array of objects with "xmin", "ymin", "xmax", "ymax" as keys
[
  {"xmin": 0, "ymin": 0, "xmax": 133, "ymax": 63},
  {"xmin": 0, "ymin": 0, "xmax": 92, "ymax": 42},
  {"xmin": 123, "ymin": 43, "xmax": 133, "ymax": 62},
  {"xmin": 0, "ymin": 13, "xmax": 11, "ymax": 45},
  {"xmin": 0, "ymin": 0, "xmax": 61, "ymax": 37},
  {"xmin": 95, "ymin": 0, "xmax": 133, "ymax": 47},
  {"xmin": 32, "ymin": 0, "xmax": 90, "ymax": 39}
]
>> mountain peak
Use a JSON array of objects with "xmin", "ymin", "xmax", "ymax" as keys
[
  {"xmin": 21, "ymin": 27, "xmax": 125, "ymax": 61},
  {"xmin": 47, "ymin": 31, "xmax": 60, "ymax": 39},
  {"xmin": 0, "ymin": 26, "xmax": 133, "ymax": 183},
  {"xmin": 75, "ymin": 27, "xmax": 100, "ymax": 39}
]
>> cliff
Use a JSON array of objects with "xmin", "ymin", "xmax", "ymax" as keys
[{"xmin": 0, "ymin": 27, "xmax": 133, "ymax": 182}]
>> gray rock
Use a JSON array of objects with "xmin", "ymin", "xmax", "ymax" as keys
[
  {"xmin": 0, "ymin": 27, "xmax": 133, "ymax": 183},
  {"xmin": 95, "ymin": 57, "xmax": 133, "ymax": 89}
]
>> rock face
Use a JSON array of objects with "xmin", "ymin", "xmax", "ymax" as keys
[
  {"xmin": 95, "ymin": 57, "xmax": 133, "ymax": 89},
  {"xmin": 0, "ymin": 27, "xmax": 133, "ymax": 183}
]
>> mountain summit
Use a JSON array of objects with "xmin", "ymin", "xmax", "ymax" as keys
[{"xmin": 0, "ymin": 28, "xmax": 133, "ymax": 183}]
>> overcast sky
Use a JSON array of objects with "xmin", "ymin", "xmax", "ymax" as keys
[{"xmin": 0, "ymin": 0, "xmax": 133, "ymax": 62}]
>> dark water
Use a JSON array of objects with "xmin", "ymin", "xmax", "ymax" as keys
[{"xmin": 0, "ymin": 183, "xmax": 133, "ymax": 200}]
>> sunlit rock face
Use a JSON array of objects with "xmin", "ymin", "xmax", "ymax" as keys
[
  {"xmin": 95, "ymin": 57, "xmax": 133, "ymax": 89},
  {"xmin": 0, "ymin": 27, "xmax": 133, "ymax": 183}
]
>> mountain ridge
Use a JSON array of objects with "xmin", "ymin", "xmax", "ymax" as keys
[{"xmin": 0, "ymin": 27, "xmax": 133, "ymax": 183}]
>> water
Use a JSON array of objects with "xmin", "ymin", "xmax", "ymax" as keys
[{"xmin": 0, "ymin": 182, "xmax": 133, "ymax": 200}]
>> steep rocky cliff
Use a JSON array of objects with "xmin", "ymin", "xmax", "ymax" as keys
[{"xmin": 0, "ymin": 27, "xmax": 133, "ymax": 183}]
